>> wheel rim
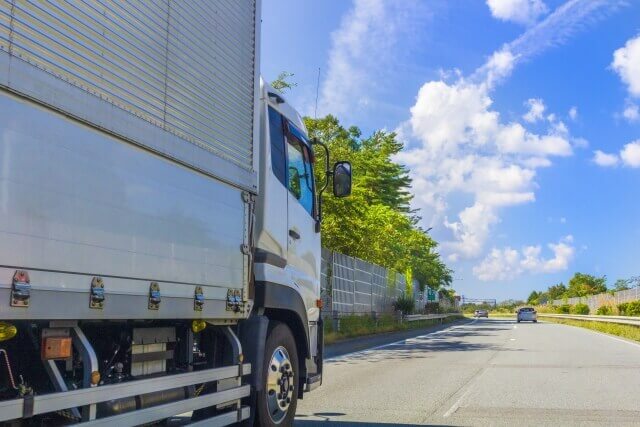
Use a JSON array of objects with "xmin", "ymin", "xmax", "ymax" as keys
[{"xmin": 266, "ymin": 346, "xmax": 294, "ymax": 424}]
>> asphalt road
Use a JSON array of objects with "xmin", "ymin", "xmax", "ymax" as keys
[{"xmin": 295, "ymin": 318, "xmax": 640, "ymax": 426}]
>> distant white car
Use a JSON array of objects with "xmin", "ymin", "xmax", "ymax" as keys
[
  {"xmin": 474, "ymin": 310, "xmax": 489, "ymax": 318},
  {"xmin": 517, "ymin": 307, "xmax": 537, "ymax": 323}
]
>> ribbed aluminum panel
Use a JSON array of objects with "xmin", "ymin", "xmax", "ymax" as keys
[{"xmin": 0, "ymin": 0, "xmax": 256, "ymax": 172}]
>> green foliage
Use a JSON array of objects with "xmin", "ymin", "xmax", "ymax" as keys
[
  {"xmin": 571, "ymin": 303, "xmax": 590, "ymax": 315},
  {"xmin": 613, "ymin": 279, "xmax": 631, "ymax": 292},
  {"xmin": 304, "ymin": 115, "xmax": 452, "ymax": 291},
  {"xmin": 618, "ymin": 302, "xmax": 629, "ymax": 315},
  {"xmin": 528, "ymin": 274, "xmax": 607, "ymax": 307},
  {"xmin": 495, "ymin": 299, "xmax": 525, "ymax": 312},
  {"xmin": 270, "ymin": 71, "xmax": 297, "ymax": 93},
  {"xmin": 629, "ymin": 301, "xmax": 640, "ymax": 316},
  {"xmin": 424, "ymin": 302, "xmax": 442, "ymax": 314},
  {"xmin": 393, "ymin": 294, "xmax": 416, "ymax": 314},
  {"xmin": 536, "ymin": 305, "xmax": 557, "ymax": 313},
  {"xmin": 557, "ymin": 304, "xmax": 572, "ymax": 314},
  {"xmin": 596, "ymin": 305, "xmax": 613, "ymax": 315},
  {"xmin": 461, "ymin": 303, "xmax": 494, "ymax": 314},
  {"xmin": 566, "ymin": 273, "xmax": 607, "ymax": 298},
  {"xmin": 547, "ymin": 283, "xmax": 568, "ymax": 300},
  {"xmin": 618, "ymin": 301, "xmax": 640, "ymax": 316}
]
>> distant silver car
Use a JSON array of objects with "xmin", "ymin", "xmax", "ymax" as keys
[
  {"xmin": 474, "ymin": 309, "xmax": 489, "ymax": 318},
  {"xmin": 517, "ymin": 307, "xmax": 537, "ymax": 323}
]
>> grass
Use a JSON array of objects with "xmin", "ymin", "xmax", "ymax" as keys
[
  {"xmin": 542, "ymin": 317, "xmax": 640, "ymax": 343},
  {"xmin": 324, "ymin": 314, "xmax": 464, "ymax": 345}
]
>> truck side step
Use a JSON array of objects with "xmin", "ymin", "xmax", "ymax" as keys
[
  {"xmin": 0, "ymin": 364, "xmax": 251, "ymax": 423},
  {"xmin": 80, "ymin": 386, "xmax": 250, "ymax": 426}
]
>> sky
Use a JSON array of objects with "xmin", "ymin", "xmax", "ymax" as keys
[{"xmin": 261, "ymin": 0, "xmax": 640, "ymax": 301}]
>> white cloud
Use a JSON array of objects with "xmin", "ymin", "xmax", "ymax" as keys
[
  {"xmin": 612, "ymin": 34, "xmax": 640, "ymax": 98},
  {"xmin": 395, "ymin": 0, "xmax": 622, "ymax": 262},
  {"xmin": 569, "ymin": 106, "xmax": 578, "ymax": 120},
  {"xmin": 318, "ymin": 0, "xmax": 428, "ymax": 119},
  {"xmin": 486, "ymin": 0, "xmax": 548, "ymax": 25},
  {"xmin": 483, "ymin": 49, "xmax": 518, "ymax": 88},
  {"xmin": 523, "ymin": 98, "xmax": 546, "ymax": 123},
  {"xmin": 473, "ymin": 235, "xmax": 575, "ymax": 281},
  {"xmin": 623, "ymin": 104, "xmax": 640, "ymax": 122},
  {"xmin": 593, "ymin": 150, "xmax": 619, "ymax": 167},
  {"xmin": 504, "ymin": 0, "xmax": 626, "ymax": 61},
  {"xmin": 398, "ymin": 78, "xmax": 574, "ymax": 259},
  {"xmin": 620, "ymin": 140, "xmax": 640, "ymax": 168}
]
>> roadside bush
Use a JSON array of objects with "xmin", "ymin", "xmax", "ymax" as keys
[
  {"xmin": 596, "ymin": 305, "xmax": 612, "ymax": 315},
  {"xmin": 536, "ymin": 305, "xmax": 557, "ymax": 313},
  {"xmin": 393, "ymin": 295, "xmax": 415, "ymax": 315},
  {"xmin": 424, "ymin": 302, "xmax": 441, "ymax": 314},
  {"xmin": 571, "ymin": 303, "xmax": 590, "ymax": 315},
  {"xmin": 625, "ymin": 301, "xmax": 640, "ymax": 316},
  {"xmin": 556, "ymin": 304, "xmax": 572, "ymax": 314},
  {"xmin": 618, "ymin": 302, "xmax": 629, "ymax": 315}
]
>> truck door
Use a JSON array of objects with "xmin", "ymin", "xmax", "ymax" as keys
[{"xmin": 284, "ymin": 122, "xmax": 320, "ymax": 321}]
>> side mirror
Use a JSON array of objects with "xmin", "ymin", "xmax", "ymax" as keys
[{"xmin": 332, "ymin": 161, "xmax": 352, "ymax": 198}]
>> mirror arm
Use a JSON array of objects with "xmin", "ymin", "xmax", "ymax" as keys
[
  {"xmin": 312, "ymin": 138, "xmax": 331, "ymax": 195},
  {"xmin": 311, "ymin": 138, "xmax": 331, "ymax": 230}
]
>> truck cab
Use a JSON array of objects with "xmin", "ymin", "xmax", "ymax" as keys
[{"xmin": 245, "ymin": 81, "xmax": 351, "ymax": 425}]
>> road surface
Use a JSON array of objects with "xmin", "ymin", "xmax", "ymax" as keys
[{"xmin": 295, "ymin": 318, "xmax": 640, "ymax": 426}]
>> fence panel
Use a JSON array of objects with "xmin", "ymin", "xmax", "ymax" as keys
[
  {"xmin": 353, "ymin": 258, "xmax": 373, "ymax": 313},
  {"xmin": 318, "ymin": 249, "xmax": 454, "ymax": 315},
  {"xmin": 320, "ymin": 248, "xmax": 332, "ymax": 311},
  {"xmin": 331, "ymin": 252, "xmax": 355, "ymax": 313},
  {"xmin": 551, "ymin": 286, "xmax": 640, "ymax": 312},
  {"xmin": 320, "ymin": 250, "xmax": 415, "ymax": 315},
  {"xmin": 371, "ymin": 263, "xmax": 389, "ymax": 313}
]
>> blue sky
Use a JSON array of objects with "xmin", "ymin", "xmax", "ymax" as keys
[{"xmin": 261, "ymin": 0, "xmax": 640, "ymax": 301}]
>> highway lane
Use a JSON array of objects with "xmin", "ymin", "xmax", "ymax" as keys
[{"xmin": 295, "ymin": 318, "xmax": 640, "ymax": 426}]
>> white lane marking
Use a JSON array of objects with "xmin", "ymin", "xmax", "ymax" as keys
[
  {"xmin": 509, "ymin": 338, "xmax": 516, "ymax": 341},
  {"xmin": 443, "ymin": 373, "xmax": 480, "ymax": 418},
  {"xmin": 326, "ymin": 318, "xmax": 479, "ymax": 361},
  {"xmin": 513, "ymin": 325, "xmax": 517, "ymax": 329}
]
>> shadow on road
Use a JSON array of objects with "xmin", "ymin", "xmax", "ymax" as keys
[
  {"xmin": 327, "ymin": 320, "xmax": 521, "ymax": 365},
  {"xmin": 296, "ymin": 418, "xmax": 453, "ymax": 427}
]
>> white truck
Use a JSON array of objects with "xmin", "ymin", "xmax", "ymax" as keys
[{"xmin": 0, "ymin": 1, "xmax": 351, "ymax": 425}]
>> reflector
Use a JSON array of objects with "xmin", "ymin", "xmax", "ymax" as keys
[
  {"xmin": 0, "ymin": 322, "xmax": 17, "ymax": 342},
  {"xmin": 41, "ymin": 337, "xmax": 72, "ymax": 360}
]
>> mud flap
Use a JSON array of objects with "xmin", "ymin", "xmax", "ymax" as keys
[{"xmin": 238, "ymin": 314, "xmax": 269, "ymax": 426}]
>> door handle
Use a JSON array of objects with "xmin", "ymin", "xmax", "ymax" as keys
[{"xmin": 289, "ymin": 229, "xmax": 301, "ymax": 240}]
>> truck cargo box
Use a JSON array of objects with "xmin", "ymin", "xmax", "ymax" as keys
[{"xmin": 0, "ymin": 1, "xmax": 260, "ymax": 320}]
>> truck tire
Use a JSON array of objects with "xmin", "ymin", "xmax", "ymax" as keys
[{"xmin": 255, "ymin": 321, "xmax": 299, "ymax": 426}]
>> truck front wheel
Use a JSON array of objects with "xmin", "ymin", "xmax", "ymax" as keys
[{"xmin": 256, "ymin": 321, "xmax": 299, "ymax": 426}]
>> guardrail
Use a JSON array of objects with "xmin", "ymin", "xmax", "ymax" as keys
[
  {"xmin": 403, "ymin": 313, "xmax": 462, "ymax": 322},
  {"xmin": 538, "ymin": 313, "xmax": 640, "ymax": 326}
]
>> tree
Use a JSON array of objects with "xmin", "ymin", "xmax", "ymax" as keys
[
  {"xmin": 303, "ymin": 114, "xmax": 452, "ymax": 292},
  {"xmin": 546, "ymin": 283, "xmax": 567, "ymax": 300},
  {"xmin": 613, "ymin": 279, "xmax": 630, "ymax": 292},
  {"xmin": 526, "ymin": 291, "xmax": 539, "ymax": 305},
  {"xmin": 271, "ymin": 71, "xmax": 297, "ymax": 93},
  {"xmin": 566, "ymin": 273, "xmax": 607, "ymax": 298}
]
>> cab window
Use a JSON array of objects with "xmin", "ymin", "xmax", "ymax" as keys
[
  {"xmin": 268, "ymin": 106, "xmax": 287, "ymax": 186},
  {"xmin": 285, "ymin": 125, "xmax": 315, "ymax": 217}
]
